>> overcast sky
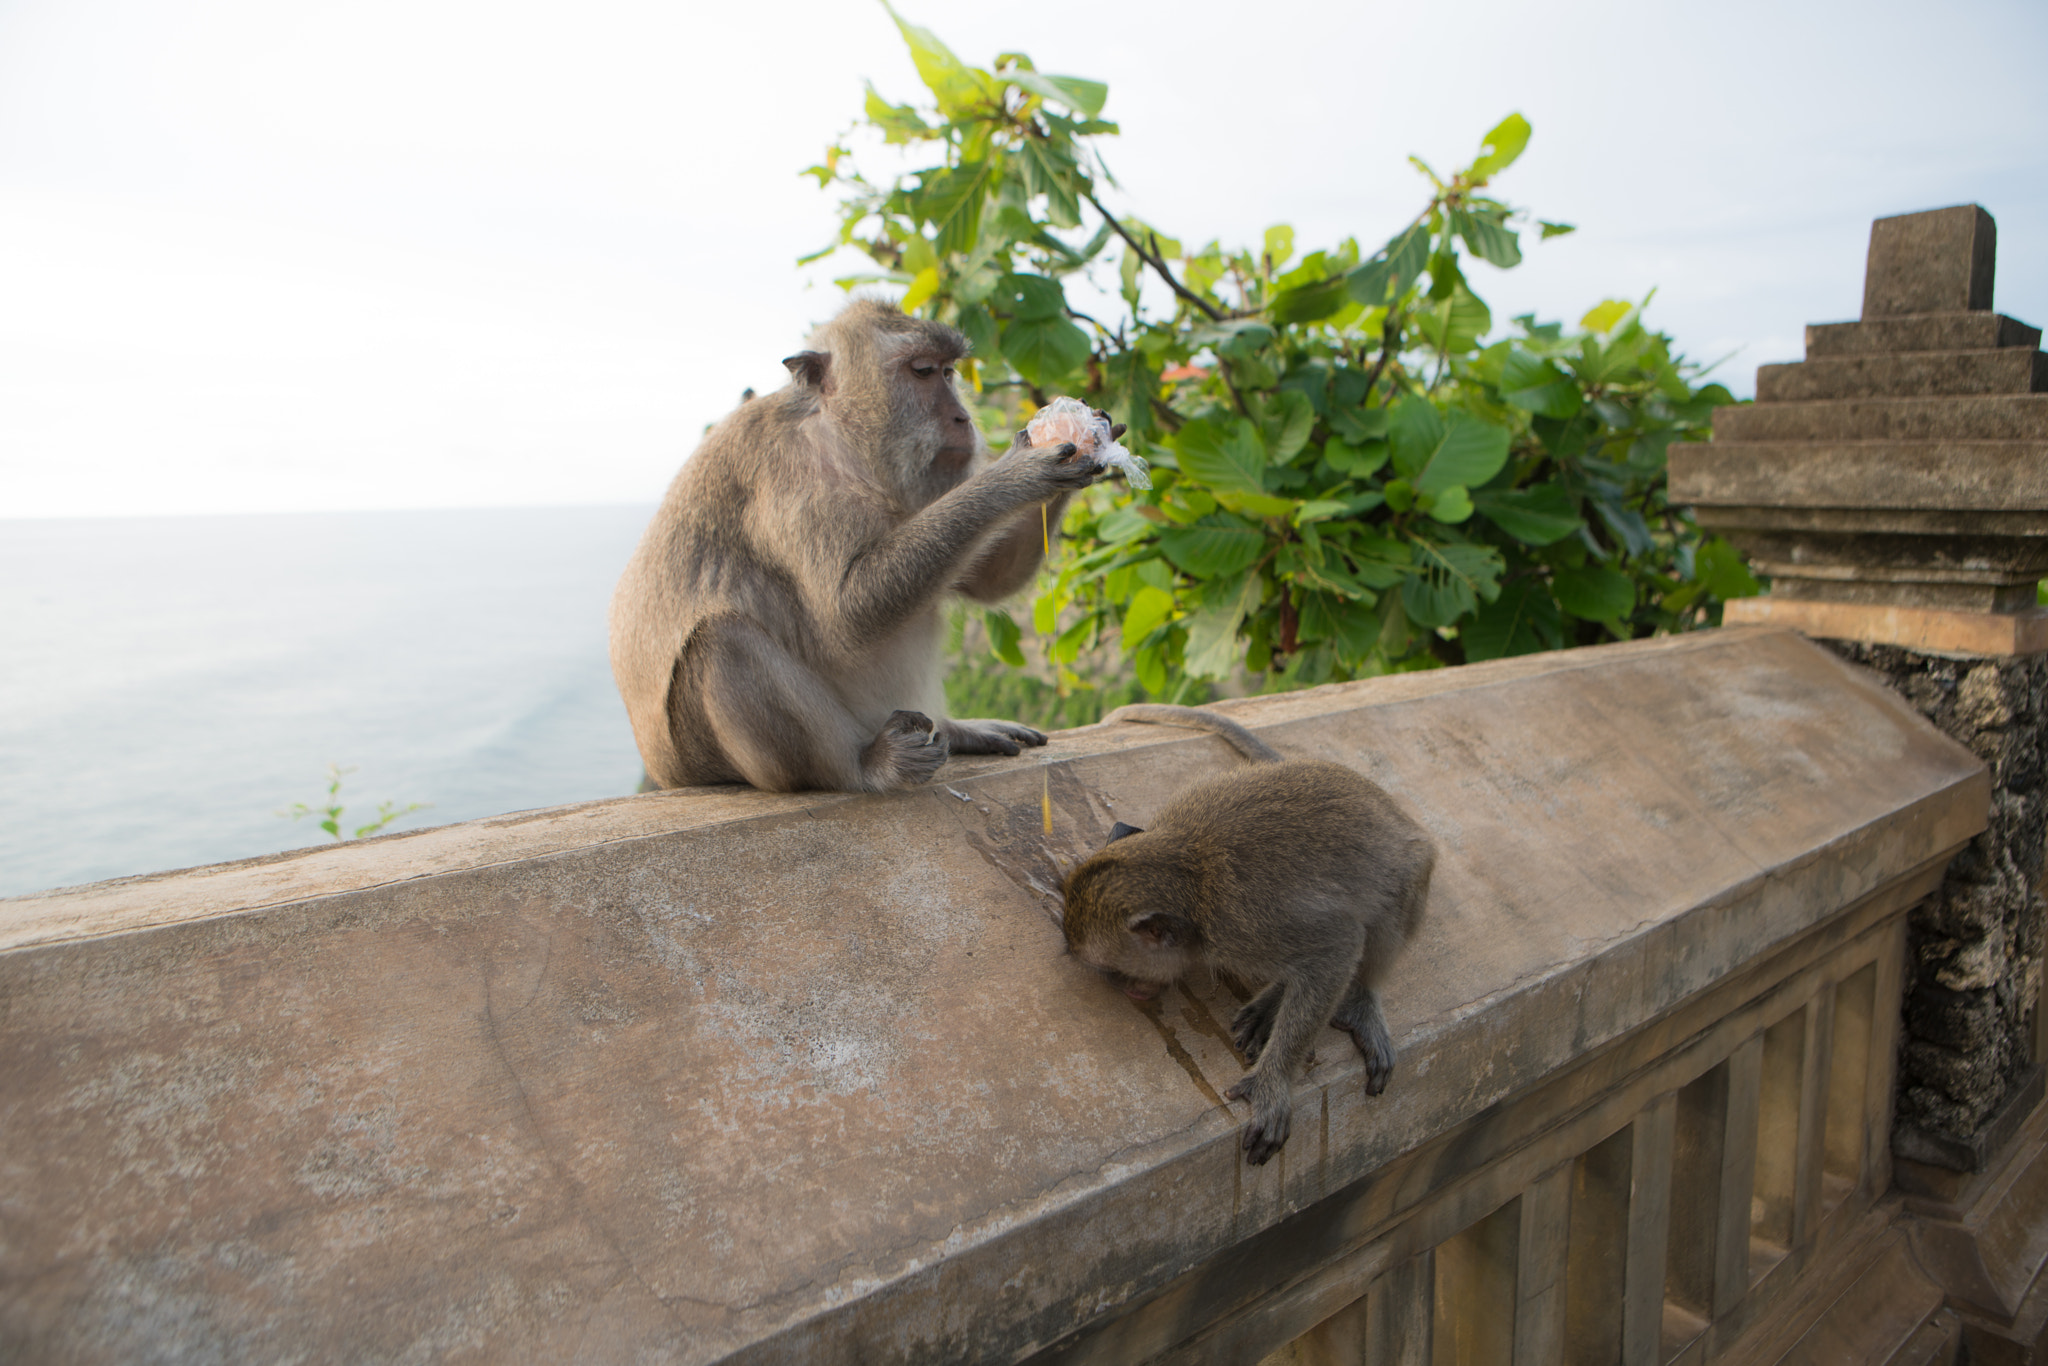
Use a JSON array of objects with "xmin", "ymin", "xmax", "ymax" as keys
[{"xmin": 2, "ymin": 0, "xmax": 2043, "ymax": 519}]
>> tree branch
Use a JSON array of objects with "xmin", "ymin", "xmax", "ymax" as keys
[
  {"xmin": 1361, "ymin": 307, "xmax": 1402, "ymax": 405},
  {"xmin": 1081, "ymin": 189, "xmax": 1223, "ymax": 322}
]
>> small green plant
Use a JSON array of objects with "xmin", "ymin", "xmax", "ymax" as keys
[{"xmin": 280, "ymin": 763, "xmax": 430, "ymax": 841}]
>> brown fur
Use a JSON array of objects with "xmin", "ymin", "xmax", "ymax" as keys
[
  {"xmin": 1063, "ymin": 704, "xmax": 1434, "ymax": 1165},
  {"xmin": 610, "ymin": 299, "xmax": 1102, "ymax": 792}
]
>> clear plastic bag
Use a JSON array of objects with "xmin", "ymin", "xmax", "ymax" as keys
[{"xmin": 1024, "ymin": 397, "xmax": 1151, "ymax": 490}]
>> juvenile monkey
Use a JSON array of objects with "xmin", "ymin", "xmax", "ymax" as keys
[
  {"xmin": 1062, "ymin": 704, "xmax": 1434, "ymax": 1165},
  {"xmin": 611, "ymin": 300, "xmax": 1118, "ymax": 792}
]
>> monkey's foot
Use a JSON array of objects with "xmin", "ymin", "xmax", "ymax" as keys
[
  {"xmin": 1333, "ymin": 1001, "xmax": 1397, "ymax": 1097},
  {"xmin": 1225, "ymin": 1073, "xmax": 1292, "ymax": 1167},
  {"xmin": 1230, "ymin": 985, "xmax": 1283, "ymax": 1064},
  {"xmin": 860, "ymin": 710, "xmax": 948, "ymax": 790},
  {"xmin": 941, "ymin": 719, "xmax": 1047, "ymax": 757}
]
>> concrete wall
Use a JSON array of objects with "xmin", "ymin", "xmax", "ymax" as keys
[{"xmin": 0, "ymin": 628, "xmax": 1988, "ymax": 1363}]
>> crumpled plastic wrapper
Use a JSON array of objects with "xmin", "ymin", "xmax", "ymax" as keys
[{"xmin": 1024, "ymin": 396, "xmax": 1151, "ymax": 490}]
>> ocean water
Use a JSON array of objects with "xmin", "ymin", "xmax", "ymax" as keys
[{"xmin": 0, "ymin": 506, "xmax": 656, "ymax": 899}]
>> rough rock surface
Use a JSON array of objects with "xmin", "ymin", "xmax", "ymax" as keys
[{"xmin": 1828, "ymin": 641, "xmax": 2047, "ymax": 1143}]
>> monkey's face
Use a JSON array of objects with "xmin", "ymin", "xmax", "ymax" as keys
[{"xmin": 897, "ymin": 353, "xmax": 983, "ymax": 480}]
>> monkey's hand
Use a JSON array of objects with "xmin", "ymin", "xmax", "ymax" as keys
[
  {"xmin": 940, "ymin": 718, "xmax": 1047, "ymax": 757},
  {"xmin": 1225, "ymin": 1072, "xmax": 1293, "ymax": 1167},
  {"xmin": 1023, "ymin": 441, "xmax": 1103, "ymax": 491},
  {"xmin": 1230, "ymin": 985, "xmax": 1283, "ymax": 1065}
]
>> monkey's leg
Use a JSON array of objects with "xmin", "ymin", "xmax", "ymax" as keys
[
  {"xmin": 694, "ymin": 622, "xmax": 947, "ymax": 793},
  {"xmin": 1330, "ymin": 982, "xmax": 1397, "ymax": 1097},
  {"xmin": 1230, "ymin": 984, "xmax": 1284, "ymax": 1063},
  {"xmin": 939, "ymin": 718, "xmax": 1046, "ymax": 756},
  {"xmin": 1224, "ymin": 951, "xmax": 1356, "ymax": 1166}
]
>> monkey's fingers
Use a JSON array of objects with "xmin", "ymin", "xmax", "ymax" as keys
[{"xmin": 1090, "ymin": 406, "xmax": 1129, "ymax": 444}]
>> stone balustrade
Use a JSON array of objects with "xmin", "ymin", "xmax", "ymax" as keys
[{"xmin": 0, "ymin": 628, "xmax": 1993, "ymax": 1362}]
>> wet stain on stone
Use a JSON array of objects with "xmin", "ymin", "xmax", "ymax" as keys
[
  {"xmin": 1134, "ymin": 996, "xmax": 1227, "ymax": 1112},
  {"xmin": 1176, "ymin": 986, "xmax": 1245, "ymax": 1067},
  {"xmin": 1318, "ymin": 1086, "xmax": 1330, "ymax": 1198},
  {"xmin": 955, "ymin": 764, "xmax": 1113, "ymax": 926}
]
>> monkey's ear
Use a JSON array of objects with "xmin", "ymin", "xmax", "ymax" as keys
[
  {"xmin": 783, "ymin": 351, "xmax": 830, "ymax": 389},
  {"xmin": 1106, "ymin": 821, "xmax": 1145, "ymax": 844},
  {"xmin": 1128, "ymin": 911, "xmax": 1185, "ymax": 949}
]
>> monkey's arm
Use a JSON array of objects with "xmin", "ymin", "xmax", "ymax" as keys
[
  {"xmin": 828, "ymin": 446, "xmax": 1095, "ymax": 642},
  {"xmin": 953, "ymin": 492, "xmax": 1075, "ymax": 601}
]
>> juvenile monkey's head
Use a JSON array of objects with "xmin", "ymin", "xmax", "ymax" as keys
[
  {"xmin": 1061, "ymin": 823, "xmax": 1201, "ymax": 1002},
  {"xmin": 784, "ymin": 299, "xmax": 984, "ymax": 502}
]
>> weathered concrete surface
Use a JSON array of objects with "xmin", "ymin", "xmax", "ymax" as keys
[{"xmin": 0, "ymin": 628, "xmax": 1987, "ymax": 1364}]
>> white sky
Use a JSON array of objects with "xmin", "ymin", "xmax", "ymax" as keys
[{"xmin": 2, "ymin": 0, "xmax": 2043, "ymax": 518}]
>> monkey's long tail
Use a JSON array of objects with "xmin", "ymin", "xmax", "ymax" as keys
[{"xmin": 1101, "ymin": 703, "xmax": 1282, "ymax": 765}]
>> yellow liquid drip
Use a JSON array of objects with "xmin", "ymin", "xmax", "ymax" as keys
[
  {"xmin": 1041, "ymin": 767, "xmax": 1053, "ymax": 834},
  {"xmin": 1041, "ymin": 501, "xmax": 1050, "ymax": 556}
]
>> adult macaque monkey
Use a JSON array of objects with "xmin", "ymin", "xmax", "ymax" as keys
[{"xmin": 611, "ymin": 299, "xmax": 1120, "ymax": 793}]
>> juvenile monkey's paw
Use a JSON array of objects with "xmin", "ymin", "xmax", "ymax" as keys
[
  {"xmin": 1230, "ymin": 987, "xmax": 1282, "ymax": 1063},
  {"xmin": 864, "ymin": 710, "xmax": 949, "ymax": 789},
  {"xmin": 1226, "ymin": 1074, "xmax": 1292, "ymax": 1167},
  {"xmin": 942, "ymin": 719, "xmax": 1048, "ymax": 756}
]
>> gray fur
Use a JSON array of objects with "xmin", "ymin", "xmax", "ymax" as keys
[
  {"xmin": 610, "ymin": 299, "xmax": 1099, "ymax": 792},
  {"xmin": 1065, "ymin": 705, "xmax": 1434, "ymax": 1165}
]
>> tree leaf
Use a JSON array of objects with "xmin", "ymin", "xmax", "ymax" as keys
[
  {"xmin": 900, "ymin": 266, "xmax": 940, "ymax": 314},
  {"xmin": 1263, "ymin": 390, "xmax": 1315, "ymax": 463},
  {"xmin": 1263, "ymin": 224, "xmax": 1295, "ymax": 269},
  {"xmin": 1005, "ymin": 69, "xmax": 1109, "ymax": 116},
  {"xmin": 992, "ymin": 272, "xmax": 1067, "ymax": 321},
  {"xmin": 1267, "ymin": 274, "xmax": 1350, "ymax": 324},
  {"xmin": 1345, "ymin": 223, "xmax": 1430, "ymax": 307},
  {"xmin": 919, "ymin": 162, "xmax": 988, "ymax": 256},
  {"xmin": 1324, "ymin": 437, "xmax": 1390, "ymax": 478},
  {"xmin": 1418, "ymin": 285, "xmax": 1491, "ymax": 355},
  {"xmin": 1094, "ymin": 507, "xmax": 1153, "ymax": 543},
  {"xmin": 1002, "ymin": 316, "xmax": 1090, "ymax": 385},
  {"xmin": 1580, "ymin": 299, "xmax": 1632, "ymax": 333},
  {"xmin": 1472, "ymin": 484, "xmax": 1581, "ymax": 544},
  {"xmin": 1469, "ymin": 112, "xmax": 1531, "ymax": 183},
  {"xmin": 1401, "ymin": 540, "xmax": 1503, "ymax": 627},
  {"xmin": 1539, "ymin": 220, "xmax": 1576, "ymax": 240},
  {"xmin": 1427, "ymin": 485, "xmax": 1474, "ymax": 523},
  {"xmin": 884, "ymin": 1, "xmax": 984, "ymax": 117},
  {"xmin": 1389, "ymin": 400, "xmax": 1510, "ymax": 495},
  {"xmin": 1158, "ymin": 514, "xmax": 1265, "ymax": 579},
  {"xmin": 984, "ymin": 608, "xmax": 1026, "ymax": 666},
  {"xmin": 1453, "ymin": 209, "xmax": 1522, "ymax": 268},
  {"xmin": 1499, "ymin": 350, "xmax": 1584, "ymax": 418},
  {"xmin": 1553, "ymin": 565, "xmax": 1636, "ymax": 620},
  {"xmin": 1463, "ymin": 577, "xmax": 1563, "ymax": 661},
  {"xmin": 1696, "ymin": 536, "xmax": 1762, "ymax": 600},
  {"xmin": 1183, "ymin": 572, "xmax": 1261, "ymax": 679},
  {"xmin": 1120, "ymin": 585, "xmax": 1177, "ymax": 650},
  {"xmin": 1172, "ymin": 417, "xmax": 1267, "ymax": 494},
  {"xmin": 863, "ymin": 83, "xmax": 934, "ymax": 143}
]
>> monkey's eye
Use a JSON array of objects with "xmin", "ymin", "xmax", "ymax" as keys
[{"xmin": 911, "ymin": 363, "xmax": 937, "ymax": 378}]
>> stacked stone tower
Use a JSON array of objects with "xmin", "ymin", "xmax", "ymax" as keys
[{"xmin": 1673, "ymin": 206, "xmax": 2048, "ymax": 1176}]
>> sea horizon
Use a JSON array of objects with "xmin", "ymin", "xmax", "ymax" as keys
[{"xmin": 1, "ymin": 504, "xmax": 658, "ymax": 899}]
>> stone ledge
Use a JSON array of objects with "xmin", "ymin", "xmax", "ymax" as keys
[
  {"xmin": 0, "ymin": 629, "xmax": 1990, "ymax": 1363},
  {"xmin": 1715, "ymin": 396, "xmax": 2048, "ymax": 444},
  {"xmin": 1807, "ymin": 314, "xmax": 2041, "ymax": 359},
  {"xmin": 1757, "ymin": 351, "xmax": 2046, "ymax": 404},
  {"xmin": 1671, "ymin": 440, "xmax": 2048, "ymax": 510},
  {"xmin": 1723, "ymin": 599, "xmax": 2048, "ymax": 657}
]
